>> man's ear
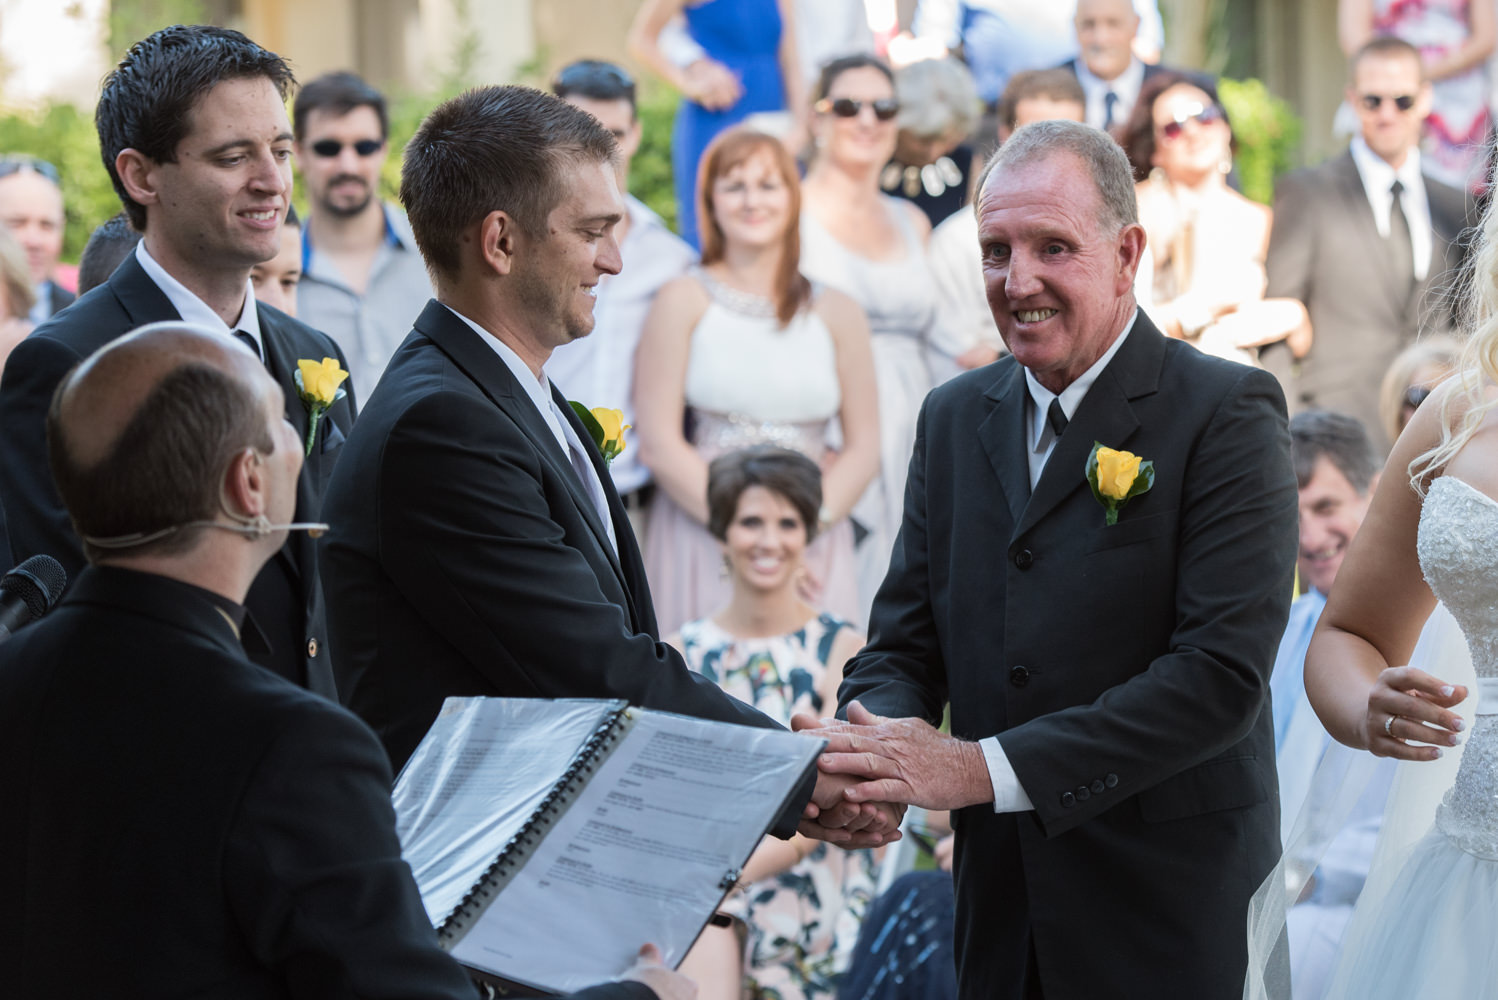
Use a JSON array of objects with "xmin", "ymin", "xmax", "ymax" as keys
[
  {"xmin": 223, "ymin": 448, "xmax": 266, "ymax": 521},
  {"xmin": 1116, "ymin": 222, "xmax": 1147, "ymax": 296},
  {"xmin": 478, "ymin": 209, "xmax": 519, "ymax": 277},
  {"xmin": 114, "ymin": 149, "xmax": 161, "ymax": 210}
]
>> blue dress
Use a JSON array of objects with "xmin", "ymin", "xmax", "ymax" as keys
[{"xmin": 675, "ymin": 0, "xmax": 787, "ymax": 248}]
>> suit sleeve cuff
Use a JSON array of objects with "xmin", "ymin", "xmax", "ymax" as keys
[{"xmin": 980, "ymin": 735, "xmax": 1034, "ymax": 813}]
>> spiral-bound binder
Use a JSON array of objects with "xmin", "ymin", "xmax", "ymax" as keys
[{"xmin": 393, "ymin": 696, "xmax": 824, "ymax": 996}]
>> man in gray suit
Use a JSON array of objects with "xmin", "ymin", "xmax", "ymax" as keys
[{"xmin": 1263, "ymin": 35, "xmax": 1473, "ymax": 454}]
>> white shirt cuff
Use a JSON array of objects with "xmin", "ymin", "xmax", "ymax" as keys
[{"xmin": 980, "ymin": 735, "xmax": 1035, "ymax": 813}]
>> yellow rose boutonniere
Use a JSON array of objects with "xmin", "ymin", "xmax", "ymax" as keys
[
  {"xmin": 1085, "ymin": 442, "xmax": 1154, "ymax": 526},
  {"xmin": 294, "ymin": 357, "xmax": 349, "ymax": 457},
  {"xmin": 569, "ymin": 402, "xmax": 630, "ymax": 465}
]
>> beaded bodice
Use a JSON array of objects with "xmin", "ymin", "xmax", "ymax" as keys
[{"xmin": 1421, "ymin": 477, "xmax": 1498, "ymax": 858}]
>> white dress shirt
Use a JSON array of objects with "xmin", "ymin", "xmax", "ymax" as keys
[
  {"xmin": 1076, "ymin": 56, "xmax": 1147, "ymax": 131},
  {"xmin": 978, "ymin": 310, "xmax": 1137, "ymax": 812},
  {"xmin": 1348, "ymin": 135, "xmax": 1432, "ymax": 282},
  {"xmin": 447, "ymin": 305, "xmax": 617, "ymax": 555},
  {"xmin": 134, "ymin": 241, "xmax": 264, "ymax": 359}
]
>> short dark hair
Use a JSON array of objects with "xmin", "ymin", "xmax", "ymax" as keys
[
  {"xmin": 76, "ymin": 213, "xmax": 141, "ymax": 295},
  {"xmin": 815, "ymin": 53, "xmax": 895, "ymax": 102},
  {"xmin": 293, "ymin": 70, "xmax": 389, "ymax": 140},
  {"xmin": 96, "ymin": 25, "xmax": 296, "ymax": 230},
  {"xmin": 552, "ymin": 59, "xmax": 637, "ymax": 117},
  {"xmin": 48, "ymin": 362, "xmax": 275, "ymax": 563},
  {"xmin": 1290, "ymin": 410, "xmax": 1381, "ymax": 496},
  {"xmin": 1350, "ymin": 35, "xmax": 1426, "ymax": 84},
  {"xmin": 997, "ymin": 69, "xmax": 1086, "ymax": 133},
  {"xmin": 401, "ymin": 85, "xmax": 618, "ymax": 280},
  {"xmin": 1119, "ymin": 71, "xmax": 1232, "ymax": 182},
  {"xmin": 706, "ymin": 447, "xmax": 823, "ymax": 544}
]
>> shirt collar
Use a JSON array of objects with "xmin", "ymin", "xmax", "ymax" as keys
[
  {"xmin": 1023, "ymin": 308, "xmax": 1137, "ymax": 450},
  {"xmin": 1349, "ymin": 134, "xmax": 1423, "ymax": 192},
  {"xmin": 300, "ymin": 202, "xmax": 406, "ymax": 272},
  {"xmin": 442, "ymin": 303, "xmax": 558, "ymax": 418},
  {"xmin": 1076, "ymin": 55, "xmax": 1145, "ymax": 98},
  {"xmin": 133, "ymin": 241, "xmax": 262, "ymax": 351}
]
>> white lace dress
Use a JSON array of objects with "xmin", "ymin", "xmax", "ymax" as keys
[{"xmin": 1323, "ymin": 476, "xmax": 1498, "ymax": 998}]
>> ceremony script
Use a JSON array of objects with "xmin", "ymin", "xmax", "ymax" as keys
[{"xmin": 393, "ymin": 697, "xmax": 824, "ymax": 994}]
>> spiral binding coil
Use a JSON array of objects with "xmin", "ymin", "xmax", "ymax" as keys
[{"xmin": 437, "ymin": 703, "xmax": 631, "ymax": 946}]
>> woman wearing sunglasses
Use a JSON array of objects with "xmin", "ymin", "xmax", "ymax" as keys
[
  {"xmin": 1120, "ymin": 72, "xmax": 1311, "ymax": 368},
  {"xmin": 800, "ymin": 54, "xmax": 945, "ymax": 615}
]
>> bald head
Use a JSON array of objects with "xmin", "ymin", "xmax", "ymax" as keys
[
  {"xmin": 49, "ymin": 323, "xmax": 277, "ymax": 561},
  {"xmin": 1075, "ymin": 0, "xmax": 1140, "ymax": 82}
]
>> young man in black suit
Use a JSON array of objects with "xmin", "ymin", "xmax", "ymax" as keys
[
  {"xmin": 804, "ymin": 120, "xmax": 1299, "ymax": 998},
  {"xmin": 0, "ymin": 322, "xmax": 683, "ymax": 1000},
  {"xmin": 0, "ymin": 25, "xmax": 355, "ymax": 695},
  {"xmin": 319, "ymin": 86, "xmax": 895, "ymax": 846}
]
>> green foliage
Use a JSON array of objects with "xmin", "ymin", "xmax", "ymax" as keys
[
  {"xmin": 631, "ymin": 80, "xmax": 680, "ymax": 233},
  {"xmin": 1220, "ymin": 77, "xmax": 1302, "ymax": 206},
  {"xmin": 107, "ymin": 0, "xmax": 207, "ymax": 57},
  {"xmin": 0, "ymin": 103, "xmax": 121, "ymax": 262}
]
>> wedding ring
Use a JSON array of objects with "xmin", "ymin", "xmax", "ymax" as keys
[{"xmin": 1384, "ymin": 715, "xmax": 1397, "ymax": 736}]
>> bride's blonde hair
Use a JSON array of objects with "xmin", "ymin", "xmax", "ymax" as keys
[{"xmin": 1410, "ymin": 182, "xmax": 1498, "ymax": 489}]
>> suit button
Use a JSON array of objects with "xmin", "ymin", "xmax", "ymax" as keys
[
  {"xmin": 1061, "ymin": 791, "xmax": 1076, "ymax": 808},
  {"xmin": 1091, "ymin": 779, "xmax": 1105, "ymax": 794},
  {"xmin": 1009, "ymin": 665, "xmax": 1030, "ymax": 687},
  {"xmin": 1014, "ymin": 548, "xmax": 1033, "ymax": 570},
  {"xmin": 1104, "ymin": 773, "xmax": 1118, "ymax": 788},
  {"xmin": 307, "ymin": 638, "xmax": 319, "ymax": 658},
  {"xmin": 1075, "ymin": 785, "xmax": 1091, "ymax": 802}
]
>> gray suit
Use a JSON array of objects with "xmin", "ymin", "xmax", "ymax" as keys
[{"xmin": 1262, "ymin": 150, "xmax": 1473, "ymax": 452}]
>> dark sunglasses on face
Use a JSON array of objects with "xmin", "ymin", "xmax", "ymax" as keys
[
  {"xmin": 1403, "ymin": 384, "xmax": 1434, "ymax": 410},
  {"xmin": 1157, "ymin": 103, "xmax": 1226, "ymax": 141},
  {"xmin": 815, "ymin": 97, "xmax": 900, "ymax": 122},
  {"xmin": 0, "ymin": 155, "xmax": 60, "ymax": 184},
  {"xmin": 1360, "ymin": 93, "xmax": 1417, "ymax": 112},
  {"xmin": 309, "ymin": 138, "xmax": 384, "ymax": 158}
]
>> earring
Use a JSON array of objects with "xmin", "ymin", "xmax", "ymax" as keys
[
  {"xmin": 720, "ymin": 553, "xmax": 732, "ymax": 579},
  {"xmin": 1219, "ymin": 154, "xmax": 1232, "ymax": 175}
]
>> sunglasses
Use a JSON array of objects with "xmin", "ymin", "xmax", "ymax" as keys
[
  {"xmin": 1157, "ymin": 103, "xmax": 1226, "ymax": 141},
  {"xmin": 1403, "ymin": 384, "xmax": 1433, "ymax": 410},
  {"xmin": 554, "ymin": 60, "xmax": 636, "ymax": 97},
  {"xmin": 1359, "ymin": 93, "xmax": 1417, "ymax": 112},
  {"xmin": 815, "ymin": 97, "xmax": 900, "ymax": 122},
  {"xmin": 309, "ymin": 138, "xmax": 384, "ymax": 158},
  {"xmin": 0, "ymin": 155, "xmax": 60, "ymax": 184}
]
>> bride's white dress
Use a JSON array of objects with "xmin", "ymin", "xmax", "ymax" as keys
[{"xmin": 1323, "ymin": 475, "xmax": 1498, "ymax": 998}]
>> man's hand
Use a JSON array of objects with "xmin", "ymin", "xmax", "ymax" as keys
[
  {"xmin": 806, "ymin": 701, "xmax": 994, "ymax": 811},
  {"xmin": 794, "ymin": 713, "xmax": 907, "ymax": 846},
  {"xmin": 619, "ymin": 943, "xmax": 697, "ymax": 1000}
]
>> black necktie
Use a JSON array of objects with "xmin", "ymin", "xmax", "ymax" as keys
[
  {"xmin": 1102, "ymin": 91, "xmax": 1119, "ymax": 130},
  {"xmin": 1388, "ymin": 180, "xmax": 1416, "ymax": 299},
  {"xmin": 234, "ymin": 330, "xmax": 265, "ymax": 366},
  {"xmin": 1046, "ymin": 398, "xmax": 1068, "ymax": 438}
]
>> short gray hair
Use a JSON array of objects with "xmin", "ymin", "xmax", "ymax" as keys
[
  {"xmin": 895, "ymin": 57, "xmax": 980, "ymax": 140},
  {"xmin": 981, "ymin": 119, "xmax": 1138, "ymax": 233}
]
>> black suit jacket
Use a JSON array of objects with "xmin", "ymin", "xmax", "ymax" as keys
[
  {"xmin": 840, "ymin": 314, "xmax": 1298, "ymax": 1000},
  {"xmin": 0, "ymin": 252, "xmax": 356, "ymax": 695},
  {"xmin": 0, "ymin": 566, "xmax": 487, "ymax": 1000},
  {"xmin": 44, "ymin": 279, "xmax": 75, "ymax": 317},
  {"xmin": 1262, "ymin": 151, "xmax": 1473, "ymax": 451},
  {"xmin": 321, "ymin": 300, "xmax": 813, "ymax": 836}
]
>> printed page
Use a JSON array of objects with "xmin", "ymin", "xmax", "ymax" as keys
[
  {"xmin": 394, "ymin": 697, "xmax": 623, "ymax": 925},
  {"xmin": 449, "ymin": 710, "xmax": 823, "ymax": 993}
]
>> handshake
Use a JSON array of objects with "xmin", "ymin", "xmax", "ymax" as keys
[{"xmin": 791, "ymin": 701, "xmax": 995, "ymax": 848}]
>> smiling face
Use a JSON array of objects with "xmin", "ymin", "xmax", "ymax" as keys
[
  {"xmin": 1297, "ymin": 456, "xmax": 1374, "ymax": 596},
  {"xmin": 722, "ymin": 485, "xmax": 809, "ymax": 594},
  {"xmin": 0, "ymin": 170, "xmax": 64, "ymax": 284},
  {"xmin": 977, "ymin": 151, "xmax": 1142, "ymax": 392},
  {"xmin": 1349, "ymin": 51, "xmax": 1429, "ymax": 168},
  {"xmin": 1150, "ymin": 83, "xmax": 1230, "ymax": 180},
  {"xmin": 815, "ymin": 65, "xmax": 899, "ymax": 170},
  {"xmin": 138, "ymin": 75, "xmax": 293, "ymax": 275},
  {"xmin": 708, "ymin": 149, "xmax": 794, "ymax": 252},
  {"xmin": 509, "ymin": 157, "xmax": 624, "ymax": 349},
  {"xmin": 294, "ymin": 104, "xmax": 386, "ymax": 219},
  {"xmin": 1074, "ymin": 0, "xmax": 1140, "ymax": 83}
]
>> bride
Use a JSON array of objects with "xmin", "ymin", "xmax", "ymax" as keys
[{"xmin": 1294, "ymin": 188, "xmax": 1498, "ymax": 995}]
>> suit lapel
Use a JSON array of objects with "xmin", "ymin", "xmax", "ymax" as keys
[
  {"xmin": 978, "ymin": 362, "xmax": 1032, "ymax": 526},
  {"xmin": 1333, "ymin": 153, "xmax": 1410, "ymax": 319},
  {"xmin": 414, "ymin": 302, "xmax": 631, "ymax": 594},
  {"xmin": 259, "ymin": 313, "xmax": 315, "ymax": 583},
  {"xmin": 110, "ymin": 253, "xmax": 182, "ymax": 326},
  {"xmin": 1012, "ymin": 315, "xmax": 1162, "ymax": 540}
]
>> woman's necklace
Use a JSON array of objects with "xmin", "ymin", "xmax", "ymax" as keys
[{"xmin": 881, "ymin": 155, "xmax": 964, "ymax": 198}]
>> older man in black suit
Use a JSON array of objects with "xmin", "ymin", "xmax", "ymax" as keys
[
  {"xmin": 805, "ymin": 120, "xmax": 1299, "ymax": 998},
  {"xmin": 0, "ymin": 322, "xmax": 684, "ymax": 1000},
  {"xmin": 0, "ymin": 25, "xmax": 354, "ymax": 695},
  {"xmin": 319, "ymin": 86, "xmax": 895, "ymax": 846}
]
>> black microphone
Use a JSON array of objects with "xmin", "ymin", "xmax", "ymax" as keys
[{"xmin": 0, "ymin": 554, "xmax": 67, "ymax": 641}]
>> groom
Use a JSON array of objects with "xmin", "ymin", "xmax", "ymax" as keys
[{"xmin": 808, "ymin": 120, "xmax": 1299, "ymax": 998}]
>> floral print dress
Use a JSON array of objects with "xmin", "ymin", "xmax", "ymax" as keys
[{"xmin": 679, "ymin": 613, "xmax": 879, "ymax": 1000}]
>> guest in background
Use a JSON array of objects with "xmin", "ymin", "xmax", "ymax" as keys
[
  {"xmin": 799, "ymin": 54, "xmax": 941, "ymax": 613},
  {"xmin": 1120, "ymin": 72, "xmax": 1310, "ymax": 366},
  {"xmin": 75, "ymin": 213, "xmax": 142, "ymax": 296},
  {"xmin": 1340, "ymin": 0, "xmax": 1495, "ymax": 191},
  {"xmin": 628, "ymin": 0, "xmax": 805, "ymax": 248},
  {"xmin": 0, "ymin": 227, "xmax": 35, "ymax": 371},
  {"xmin": 670, "ymin": 447, "xmax": 876, "ymax": 1000},
  {"xmin": 1378, "ymin": 334, "xmax": 1461, "ymax": 446},
  {"xmin": 881, "ymin": 57, "xmax": 981, "ymax": 227},
  {"xmin": 637, "ymin": 127, "xmax": 878, "ymax": 636},
  {"xmin": 926, "ymin": 68, "xmax": 1087, "ymax": 375},
  {"xmin": 547, "ymin": 58, "xmax": 697, "ymax": 542},
  {"xmin": 1060, "ymin": 0, "xmax": 1189, "ymax": 132},
  {"xmin": 0, "ymin": 156, "xmax": 73, "ymax": 323},
  {"xmin": 250, "ymin": 204, "xmax": 302, "ymax": 318}
]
